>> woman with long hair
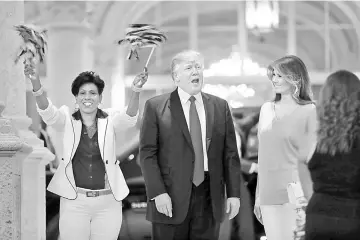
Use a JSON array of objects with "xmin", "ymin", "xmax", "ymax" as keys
[
  {"xmin": 254, "ymin": 55, "xmax": 317, "ymax": 240},
  {"xmin": 299, "ymin": 70, "xmax": 360, "ymax": 240},
  {"xmin": 24, "ymin": 61, "xmax": 147, "ymax": 240}
]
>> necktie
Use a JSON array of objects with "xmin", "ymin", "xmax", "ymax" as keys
[{"xmin": 189, "ymin": 96, "xmax": 204, "ymax": 186}]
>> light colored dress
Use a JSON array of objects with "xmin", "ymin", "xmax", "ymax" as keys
[{"xmin": 257, "ymin": 101, "xmax": 316, "ymax": 240}]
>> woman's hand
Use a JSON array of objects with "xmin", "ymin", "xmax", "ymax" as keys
[
  {"xmin": 126, "ymin": 69, "xmax": 148, "ymax": 117},
  {"xmin": 24, "ymin": 59, "xmax": 49, "ymax": 109},
  {"xmin": 24, "ymin": 60, "xmax": 39, "ymax": 82},
  {"xmin": 132, "ymin": 68, "xmax": 148, "ymax": 88}
]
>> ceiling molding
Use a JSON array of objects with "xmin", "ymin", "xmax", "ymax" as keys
[
  {"xmin": 330, "ymin": 1, "xmax": 360, "ymax": 58},
  {"xmin": 150, "ymin": 2, "xmax": 342, "ymax": 68},
  {"xmin": 104, "ymin": 1, "xmax": 347, "ymax": 69},
  {"xmin": 144, "ymin": 40, "xmax": 315, "ymax": 73}
]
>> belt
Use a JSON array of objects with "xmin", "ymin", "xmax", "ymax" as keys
[{"xmin": 77, "ymin": 188, "xmax": 112, "ymax": 197}]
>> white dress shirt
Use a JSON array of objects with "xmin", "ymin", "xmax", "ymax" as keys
[{"xmin": 177, "ymin": 87, "xmax": 209, "ymax": 171}]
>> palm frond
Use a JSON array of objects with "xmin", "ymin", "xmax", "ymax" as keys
[
  {"xmin": 14, "ymin": 24, "xmax": 47, "ymax": 64},
  {"xmin": 116, "ymin": 24, "xmax": 167, "ymax": 61}
]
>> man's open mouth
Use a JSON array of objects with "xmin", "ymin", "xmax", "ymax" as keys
[{"xmin": 191, "ymin": 78, "xmax": 199, "ymax": 83}]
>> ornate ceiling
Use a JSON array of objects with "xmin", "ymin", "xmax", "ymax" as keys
[{"xmin": 24, "ymin": 1, "xmax": 360, "ymax": 75}]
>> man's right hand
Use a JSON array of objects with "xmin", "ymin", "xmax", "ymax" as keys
[
  {"xmin": 254, "ymin": 198, "xmax": 262, "ymax": 224},
  {"xmin": 154, "ymin": 193, "xmax": 172, "ymax": 218}
]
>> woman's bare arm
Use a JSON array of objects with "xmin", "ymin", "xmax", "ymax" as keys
[
  {"xmin": 298, "ymin": 105, "xmax": 317, "ymax": 200},
  {"xmin": 126, "ymin": 91, "xmax": 140, "ymax": 117},
  {"xmin": 298, "ymin": 161, "xmax": 314, "ymax": 200},
  {"xmin": 125, "ymin": 71, "xmax": 148, "ymax": 117}
]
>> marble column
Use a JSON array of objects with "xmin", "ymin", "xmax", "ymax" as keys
[
  {"xmin": 0, "ymin": 1, "xmax": 54, "ymax": 240},
  {"xmin": 287, "ymin": 1, "xmax": 297, "ymax": 55},
  {"xmin": 45, "ymin": 23, "xmax": 94, "ymax": 110},
  {"xmin": 0, "ymin": 2, "xmax": 26, "ymax": 118},
  {"xmin": 31, "ymin": 1, "xmax": 94, "ymax": 110},
  {"xmin": 0, "ymin": 103, "xmax": 32, "ymax": 240},
  {"xmin": 0, "ymin": 3, "xmax": 27, "ymax": 240},
  {"xmin": 237, "ymin": 1, "xmax": 248, "ymax": 58},
  {"xmin": 110, "ymin": 47, "xmax": 126, "ymax": 111},
  {"xmin": 93, "ymin": 43, "xmax": 123, "ymax": 109},
  {"xmin": 324, "ymin": 1, "xmax": 330, "ymax": 71},
  {"xmin": 188, "ymin": 1, "xmax": 198, "ymax": 50}
]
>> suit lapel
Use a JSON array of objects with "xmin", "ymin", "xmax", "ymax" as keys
[
  {"xmin": 169, "ymin": 90, "xmax": 193, "ymax": 148},
  {"xmin": 70, "ymin": 119, "xmax": 82, "ymax": 161},
  {"xmin": 202, "ymin": 93, "xmax": 214, "ymax": 152},
  {"xmin": 97, "ymin": 117, "xmax": 108, "ymax": 161}
]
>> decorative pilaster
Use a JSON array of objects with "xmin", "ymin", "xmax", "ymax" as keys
[
  {"xmin": 0, "ymin": 2, "xmax": 29, "ymax": 239},
  {"xmin": 0, "ymin": 1, "xmax": 26, "ymax": 117},
  {"xmin": 21, "ymin": 146, "xmax": 54, "ymax": 240},
  {"xmin": 0, "ymin": 1, "xmax": 55, "ymax": 240},
  {"xmin": 0, "ymin": 102, "xmax": 32, "ymax": 240}
]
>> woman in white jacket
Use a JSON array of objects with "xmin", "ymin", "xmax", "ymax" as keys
[{"xmin": 24, "ymin": 63, "xmax": 147, "ymax": 240}]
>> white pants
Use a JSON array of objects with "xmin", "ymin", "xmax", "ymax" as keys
[
  {"xmin": 260, "ymin": 203, "xmax": 296, "ymax": 240},
  {"xmin": 59, "ymin": 191, "xmax": 123, "ymax": 240}
]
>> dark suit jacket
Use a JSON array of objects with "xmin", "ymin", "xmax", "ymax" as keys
[{"xmin": 139, "ymin": 89, "xmax": 241, "ymax": 224}]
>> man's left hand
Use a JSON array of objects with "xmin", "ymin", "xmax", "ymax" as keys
[{"xmin": 226, "ymin": 197, "xmax": 240, "ymax": 220}]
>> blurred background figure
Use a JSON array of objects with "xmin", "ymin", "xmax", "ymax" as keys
[
  {"xmin": 298, "ymin": 70, "xmax": 360, "ymax": 240},
  {"xmin": 228, "ymin": 113, "xmax": 259, "ymax": 240}
]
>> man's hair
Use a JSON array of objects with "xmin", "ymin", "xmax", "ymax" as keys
[{"xmin": 170, "ymin": 50, "xmax": 204, "ymax": 80}]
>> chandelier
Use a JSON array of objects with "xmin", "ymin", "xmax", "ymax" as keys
[
  {"xmin": 203, "ymin": 50, "xmax": 267, "ymax": 77},
  {"xmin": 246, "ymin": 0, "xmax": 280, "ymax": 31},
  {"xmin": 202, "ymin": 84, "xmax": 256, "ymax": 108}
]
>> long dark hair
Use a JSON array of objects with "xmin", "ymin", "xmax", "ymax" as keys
[
  {"xmin": 267, "ymin": 55, "xmax": 314, "ymax": 105},
  {"xmin": 317, "ymin": 70, "xmax": 360, "ymax": 155}
]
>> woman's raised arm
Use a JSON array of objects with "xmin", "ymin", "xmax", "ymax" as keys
[{"xmin": 24, "ymin": 61, "xmax": 66, "ymax": 129}]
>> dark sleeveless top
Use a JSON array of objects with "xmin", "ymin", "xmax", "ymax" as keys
[{"xmin": 307, "ymin": 138, "xmax": 360, "ymax": 218}]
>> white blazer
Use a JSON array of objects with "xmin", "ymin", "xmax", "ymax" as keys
[{"xmin": 37, "ymin": 99, "xmax": 138, "ymax": 201}]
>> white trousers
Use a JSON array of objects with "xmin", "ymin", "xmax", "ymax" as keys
[
  {"xmin": 260, "ymin": 203, "xmax": 296, "ymax": 240},
  {"xmin": 59, "ymin": 191, "xmax": 123, "ymax": 240}
]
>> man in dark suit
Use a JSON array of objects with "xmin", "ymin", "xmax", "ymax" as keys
[{"xmin": 139, "ymin": 50, "xmax": 241, "ymax": 240}]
